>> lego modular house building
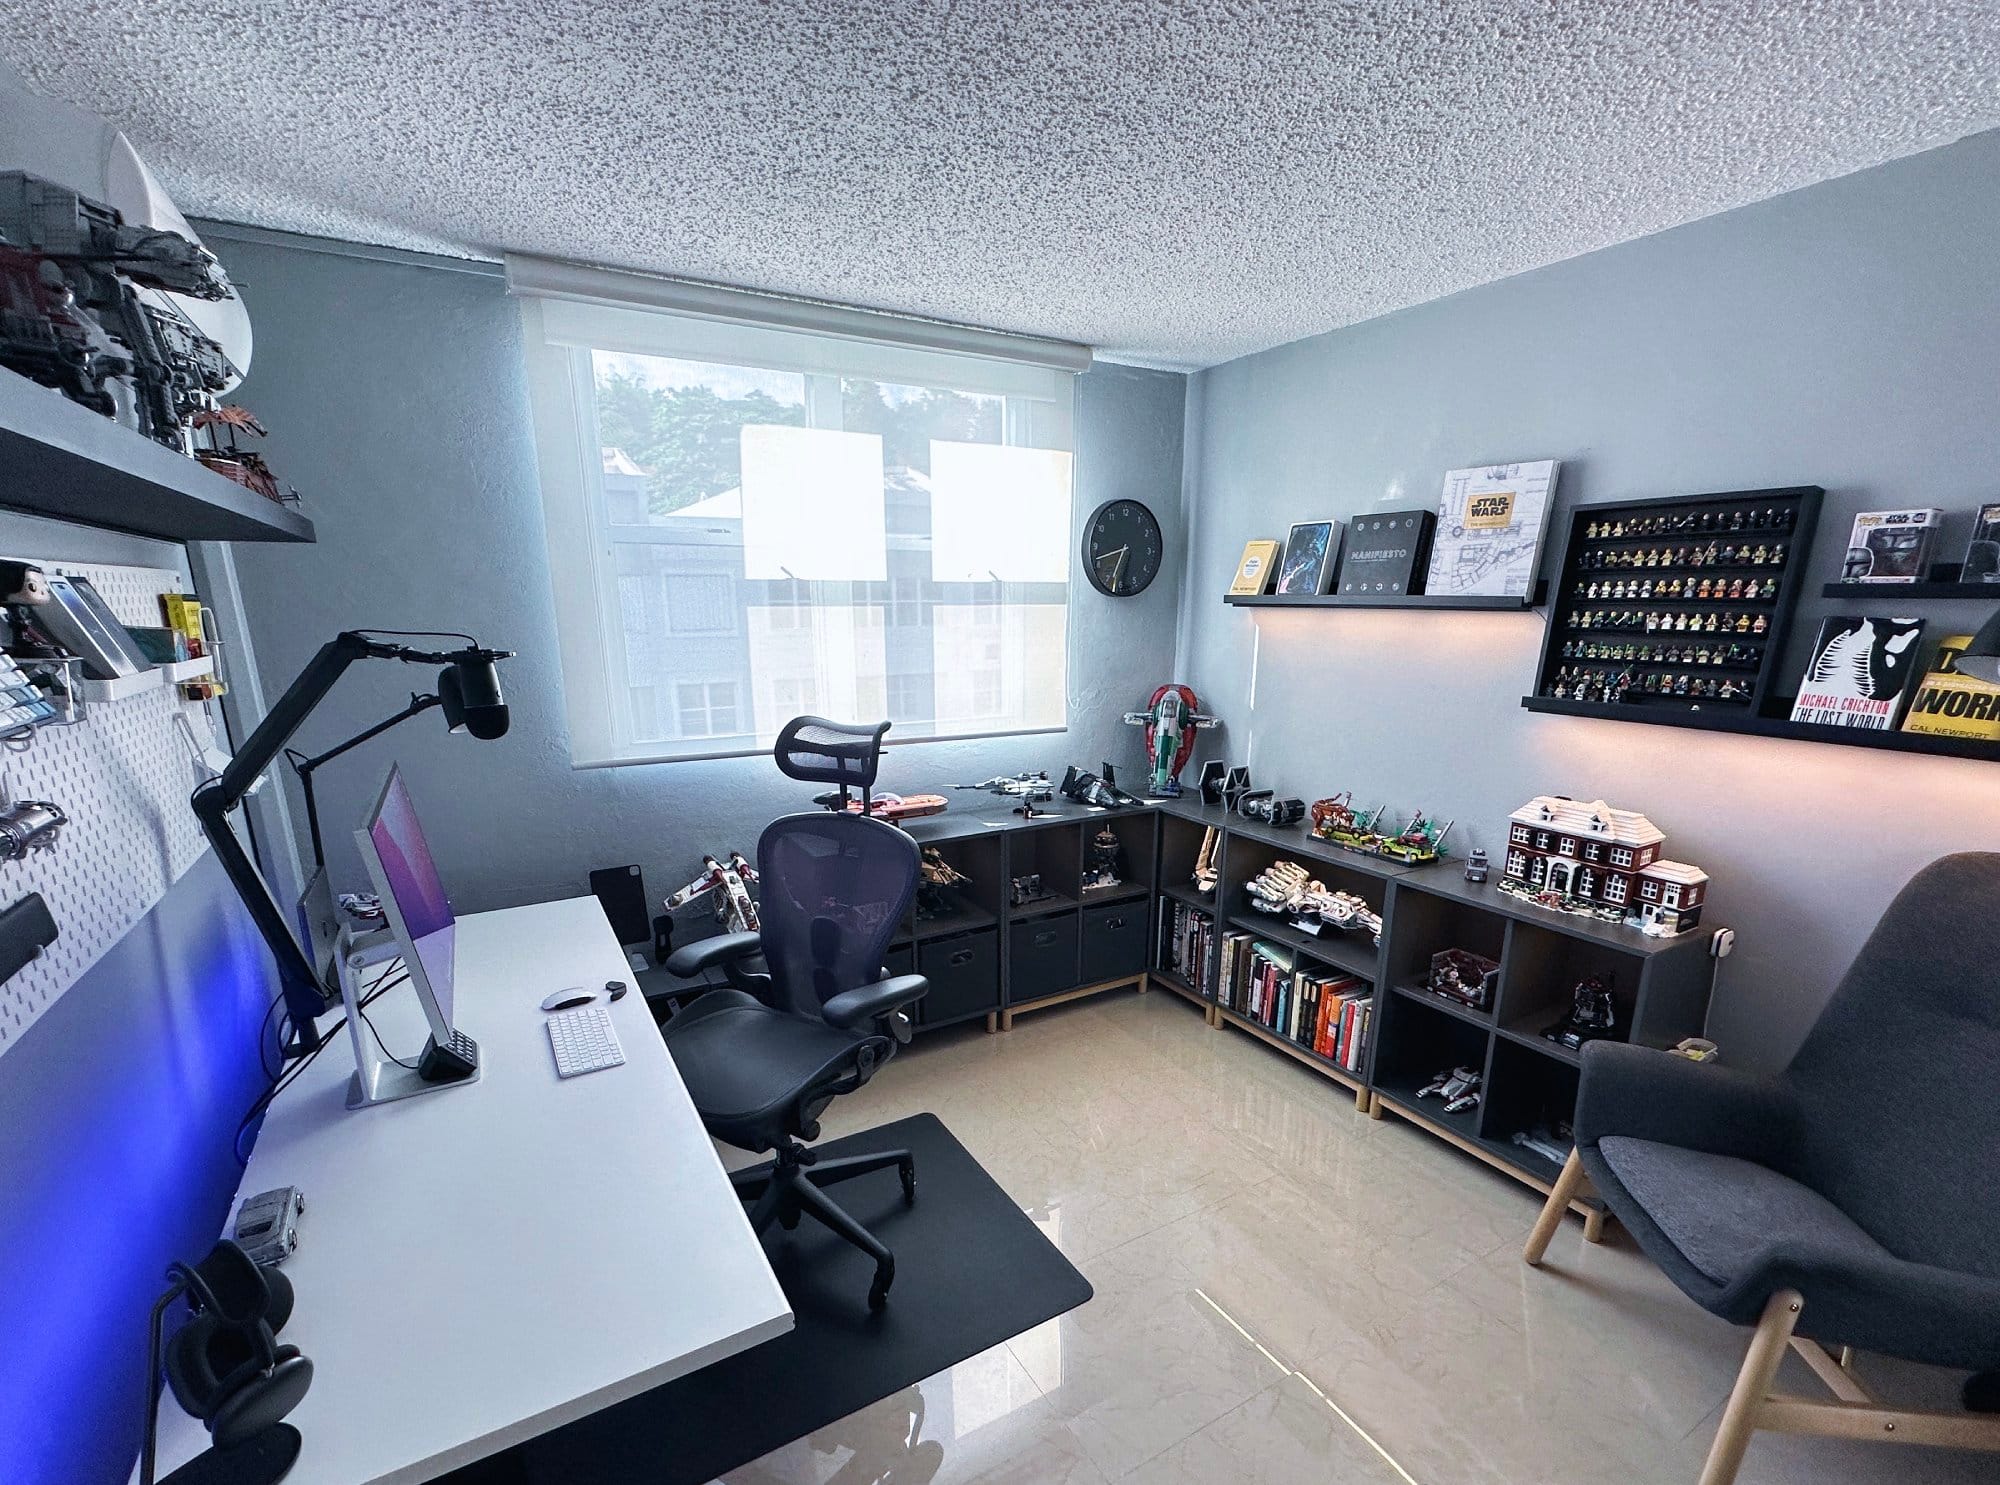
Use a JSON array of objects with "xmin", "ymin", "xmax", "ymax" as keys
[{"xmin": 1501, "ymin": 795, "xmax": 1709, "ymax": 937}]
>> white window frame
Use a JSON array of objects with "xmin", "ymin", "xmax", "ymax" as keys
[{"xmin": 517, "ymin": 293, "xmax": 1077, "ymax": 766}]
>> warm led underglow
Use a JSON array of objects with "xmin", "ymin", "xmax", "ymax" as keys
[{"xmin": 1195, "ymin": 1287, "xmax": 1422, "ymax": 1485}]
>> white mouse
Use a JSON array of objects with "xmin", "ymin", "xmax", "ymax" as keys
[{"xmin": 541, "ymin": 986, "xmax": 602, "ymax": 1012}]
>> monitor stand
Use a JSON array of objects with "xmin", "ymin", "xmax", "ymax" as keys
[{"xmin": 336, "ymin": 926, "xmax": 483, "ymax": 1109}]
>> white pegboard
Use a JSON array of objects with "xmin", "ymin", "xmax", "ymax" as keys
[{"xmin": 0, "ymin": 557, "xmax": 225, "ymax": 1054}]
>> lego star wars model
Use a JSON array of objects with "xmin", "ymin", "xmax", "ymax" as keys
[
  {"xmin": 664, "ymin": 851, "xmax": 760, "ymax": 935},
  {"xmin": 1121, "ymin": 684, "xmax": 1219, "ymax": 797}
]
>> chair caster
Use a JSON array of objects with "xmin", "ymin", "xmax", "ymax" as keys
[
  {"xmin": 900, "ymin": 1162, "xmax": 916, "ymax": 1205},
  {"xmin": 869, "ymin": 1257, "xmax": 895, "ymax": 1309},
  {"xmin": 779, "ymin": 1207, "xmax": 801, "ymax": 1231}
]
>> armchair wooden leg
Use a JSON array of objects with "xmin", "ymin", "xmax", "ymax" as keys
[
  {"xmin": 1697, "ymin": 1288, "xmax": 1803, "ymax": 1485},
  {"xmin": 1523, "ymin": 1149, "xmax": 1588, "ymax": 1266}
]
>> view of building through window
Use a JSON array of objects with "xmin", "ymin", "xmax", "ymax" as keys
[{"xmin": 588, "ymin": 348, "xmax": 1070, "ymax": 756}]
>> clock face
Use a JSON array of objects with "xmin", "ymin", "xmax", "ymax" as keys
[{"xmin": 1082, "ymin": 499, "xmax": 1164, "ymax": 597}]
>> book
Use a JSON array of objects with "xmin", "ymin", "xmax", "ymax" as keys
[
  {"xmin": 1276, "ymin": 522, "xmax": 1340, "ymax": 595},
  {"xmin": 1901, "ymin": 634, "xmax": 2000, "ymax": 740},
  {"xmin": 1961, "ymin": 503, "xmax": 2000, "ymax": 583},
  {"xmin": 1229, "ymin": 539, "xmax": 1281, "ymax": 596},
  {"xmin": 1335, "ymin": 511, "xmax": 1435, "ymax": 597},
  {"xmin": 1841, "ymin": 508, "xmax": 1944, "ymax": 583},
  {"xmin": 1791, "ymin": 616, "xmax": 1926, "ymax": 730},
  {"xmin": 1425, "ymin": 460, "xmax": 1559, "ymax": 598}
]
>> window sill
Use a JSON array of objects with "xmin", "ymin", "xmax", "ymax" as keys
[{"xmin": 568, "ymin": 722, "xmax": 1068, "ymax": 770}]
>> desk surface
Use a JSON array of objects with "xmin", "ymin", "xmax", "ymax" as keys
[{"xmin": 147, "ymin": 895, "xmax": 791, "ymax": 1485}]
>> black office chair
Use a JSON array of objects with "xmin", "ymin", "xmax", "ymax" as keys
[{"xmin": 662, "ymin": 805, "xmax": 928, "ymax": 1307}]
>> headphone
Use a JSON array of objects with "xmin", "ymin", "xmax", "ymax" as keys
[{"xmin": 162, "ymin": 1241, "xmax": 314, "ymax": 1448}]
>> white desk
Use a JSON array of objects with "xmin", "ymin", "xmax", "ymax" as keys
[{"xmin": 145, "ymin": 895, "xmax": 792, "ymax": 1484}]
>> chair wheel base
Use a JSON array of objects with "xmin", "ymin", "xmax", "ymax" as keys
[{"xmin": 869, "ymin": 1259, "xmax": 894, "ymax": 1309}]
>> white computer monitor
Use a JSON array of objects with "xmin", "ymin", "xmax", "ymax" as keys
[{"xmin": 348, "ymin": 765, "xmax": 479, "ymax": 1105}]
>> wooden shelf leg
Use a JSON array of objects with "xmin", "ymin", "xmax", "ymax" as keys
[
  {"xmin": 1366, "ymin": 1090, "xmax": 1384, "ymax": 1119},
  {"xmin": 1697, "ymin": 1289, "xmax": 1803, "ymax": 1485},
  {"xmin": 1353, "ymin": 1084, "xmax": 1371, "ymax": 1114},
  {"xmin": 984, "ymin": 1012, "xmax": 999, "ymax": 1034},
  {"xmin": 1523, "ymin": 1149, "xmax": 1587, "ymax": 1266},
  {"xmin": 998, "ymin": 1009, "xmax": 1014, "ymax": 1032}
]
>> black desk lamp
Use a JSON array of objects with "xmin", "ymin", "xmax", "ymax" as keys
[{"xmin": 191, "ymin": 631, "xmax": 511, "ymax": 1057}]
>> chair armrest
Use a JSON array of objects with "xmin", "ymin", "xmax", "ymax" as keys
[
  {"xmin": 821, "ymin": 974, "xmax": 928, "ymax": 1031},
  {"xmin": 663, "ymin": 930, "xmax": 763, "ymax": 979},
  {"xmin": 1576, "ymin": 1042, "xmax": 1801, "ymax": 1167}
]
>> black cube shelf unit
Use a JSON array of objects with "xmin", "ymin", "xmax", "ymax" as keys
[
  {"xmin": 890, "ymin": 797, "xmax": 1158, "ymax": 1033},
  {"xmin": 1145, "ymin": 800, "xmax": 1718, "ymax": 1240}
]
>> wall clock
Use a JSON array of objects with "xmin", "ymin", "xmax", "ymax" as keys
[{"xmin": 1082, "ymin": 499, "xmax": 1164, "ymax": 597}]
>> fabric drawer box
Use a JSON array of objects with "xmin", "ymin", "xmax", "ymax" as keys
[
  {"xmin": 1008, "ymin": 911, "xmax": 1079, "ymax": 1005},
  {"xmin": 916, "ymin": 930, "xmax": 999, "ymax": 1025},
  {"xmin": 1080, "ymin": 900, "xmax": 1148, "ymax": 983}
]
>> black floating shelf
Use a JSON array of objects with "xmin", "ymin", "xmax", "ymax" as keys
[
  {"xmin": 1522, "ymin": 694, "xmax": 2000, "ymax": 761},
  {"xmin": 1821, "ymin": 580, "xmax": 2000, "ymax": 602},
  {"xmin": 1224, "ymin": 580, "xmax": 1546, "ymax": 612},
  {"xmin": 0, "ymin": 370, "xmax": 315, "ymax": 545}
]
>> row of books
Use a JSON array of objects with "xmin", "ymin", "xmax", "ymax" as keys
[
  {"xmin": 1158, "ymin": 899, "xmax": 1217, "ymax": 989},
  {"xmin": 1218, "ymin": 932, "xmax": 1373, "ymax": 1072}
]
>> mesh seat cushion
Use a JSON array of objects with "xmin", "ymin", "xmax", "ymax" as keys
[
  {"xmin": 1598, "ymin": 1136, "xmax": 1888, "ymax": 1287},
  {"xmin": 663, "ymin": 991, "xmax": 866, "ymax": 1150}
]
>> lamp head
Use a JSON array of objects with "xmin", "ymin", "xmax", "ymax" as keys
[
  {"xmin": 1953, "ymin": 610, "xmax": 2000, "ymax": 686},
  {"xmin": 438, "ymin": 651, "xmax": 510, "ymax": 740}
]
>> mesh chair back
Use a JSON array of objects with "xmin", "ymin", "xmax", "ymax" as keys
[
  {"xmin": 756, "ymin": 811, "xmax": 920, "ymax": 1020},
  {"xmin": 773, "ymin": 716, "xmax": 890, "ymax": 808},
  {"xmin": 1787, "ymin": 851, "xmax": 2000, "ymax": 1275}
]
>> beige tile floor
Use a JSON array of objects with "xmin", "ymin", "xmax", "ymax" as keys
[{"xmin": 719, "ymin": 988, "xmax": 1997, "ymax": 1485}]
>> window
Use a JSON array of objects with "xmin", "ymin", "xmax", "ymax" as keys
[
  {"xmin": 1535, "ymin": 831, "xmax": 1552, "ymax": 850},
  {"xmin": 517, "ymin": 286, "xmax": 1076, "ymax": 765},
  {"xmin": 1610, "ymin": 846, "xmax": 1633, "ymax": 867},
  {"xmin": 1557, "ymin": 836, "xmax": 1577, "ymax": 857},
  {"xmin": 1510, "ymin": 824, "xmax": 1530, "ymax": 844},
  {"xmin": 1604, "ymin": 875, "xmax": 1628, "ymax": 904},
  {"xmin": 1640, "ymin": 878, "xmax": 1661, "ymax": 901},
  {"xmin": 676, "ymin": 681, "xmax": 740, "ymax": 739},
  {"xmin": 1583, "ymin": 841, "xmax": 1603, "ymax": 862},
  {"xmin": 666, "ymin": 573, "xmax": 736, "ymax": 635}
]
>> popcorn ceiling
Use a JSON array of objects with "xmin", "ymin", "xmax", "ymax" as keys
[{"xmin": 4, "ymin": 2, "xmax": 1997, "ymax": 366}]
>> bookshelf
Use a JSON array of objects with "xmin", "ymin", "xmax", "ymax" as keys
[{"xmin": 1145, "ymin": 798, "xmax": 1720, "ymax": 1240}]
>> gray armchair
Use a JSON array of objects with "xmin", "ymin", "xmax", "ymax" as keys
[{"xmin": 1523, "ymin": 852, "xmax": 2000, "ymax": 1485}]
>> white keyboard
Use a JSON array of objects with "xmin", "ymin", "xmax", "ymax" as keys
[{"xmin": 546, "ymin": 1003, "xmax": 626, "ymax": 1078}]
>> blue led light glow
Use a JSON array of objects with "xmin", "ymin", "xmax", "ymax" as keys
[{"xmin": 0, "ymin": 853, "xmax": 280, "ymax": 1485}]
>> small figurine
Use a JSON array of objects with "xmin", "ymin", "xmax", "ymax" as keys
[
  {"xmin": 1197, "ymin": 760, "xmax": 1229, "ymax": 806},
  {"xmin": 1060, "ymin": 762, "xmax": 1142, "ymax": 810},
  {"xmin": 1121, "ymin": 684, "xmax": 1220, "ymax": 797},
  {"xmin": 916, "ymin": 847, "xmax": 970, "ymax": 920},
  {"xmin": 1543, "ymin": 973, "xmax": 1619, "ymax": 1049},
  {"xmin": 664, "ymin": 851, "xmax": 760, "ymax": 935},
  {"xmin": 1462, "ymin": 848, "xmax": 1490, "ymax": 884},
  {"xmin": 193, "ymin": 406, "xmax": 294, "ymax": 505},
  {"xmin": 1010, "ymin": 873, "xmax": 1056, "ymax": 907},
  {"xmin": 1428, "ymin": 948, "xmax": 1498, "ymax": 1011},
  {"xmin": 1081, "ymin": 826, "xmax": 1124, "ymax": 891},
  {"xmin": 1191, "ymin": 827, "xmax": 1220, "ymax": 894},
  {"xmin": 1418, "ymin": 1065, "xmax": 1482, "ymax": 1115},
  {"xmin": 958, "ymin": 771, "xmax": 1053, "ymax": 802}
]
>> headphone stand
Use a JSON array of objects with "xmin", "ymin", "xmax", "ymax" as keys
[{"xmin": 155, "ymin": 1425, "xmax": 301, "ymax": 1485}]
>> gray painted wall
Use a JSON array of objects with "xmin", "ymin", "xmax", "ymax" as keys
[
  {"xmin": 213, "ymin": 233, "xmax": 1187, "ymax": 918},
  {"xmin": 1178, "ymin": 129, "xmax": 2000, "ymax": 1069}
]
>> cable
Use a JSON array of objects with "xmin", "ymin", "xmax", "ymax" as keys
[
  {"xmin": 358, "ymin": 998, "xmax": 419, "ymax": 1070},
  {"xmin": 232, "ymin": 966, "xmax": 408, "ymax": 1166}
]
